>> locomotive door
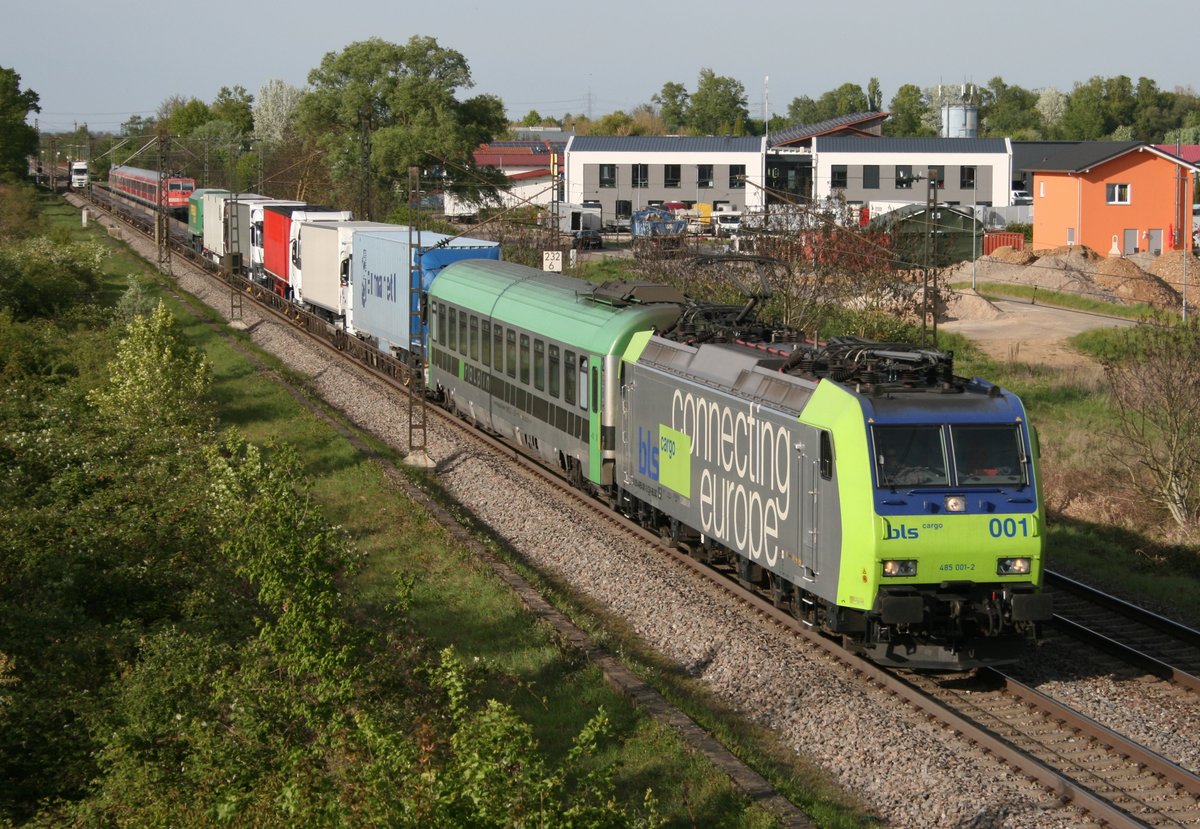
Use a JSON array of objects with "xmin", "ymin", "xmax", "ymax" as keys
[{"xmin": 798, "ymin": 441, "xmax": 820, "ymax": 580}]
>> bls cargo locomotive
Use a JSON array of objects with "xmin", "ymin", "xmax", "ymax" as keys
[{"xmin": 426, "ymin": 259, "xmax": 1051, "ymax": 669}]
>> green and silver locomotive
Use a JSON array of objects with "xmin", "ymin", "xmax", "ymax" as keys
[{"xmin": 426, "ymin": 260, "xmax": 1051, "ymax": 669}]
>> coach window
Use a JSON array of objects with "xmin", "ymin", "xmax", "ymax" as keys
[
  {"xmin": 493, "ymin": 322, "xmax": 503, "ymax": 371},
  {"xmin": 520, "ymin": 334, "xmax": 530, "ymax": 384},
  {"xmin": 564, "ymin": 350, "xmax": 576, "ymax": 405},
  {"xmin": 506, "ymin": 329, "xmax": 517, "ymax": 378},
  {"xmin": 548, "ymin": 345, "xmax": 560, "ymax": 398},
  {"xmin": 819, "ymin": 431, "xmax": 833, "ymax": 480},
  {"xmin": 433, "ymin": 303, "xmax": 444, "ymax": 346},
  {"xmin": 534, "ymin": 339, "xmax": 545, "ymax": 391},
  {"xmin": 469, "ymin": 316, "xmax": 479, "ymax": 362},
  {"xmin": 458, "ymin": 310, "xmax": 468, "ymax": 356},
  {"xmin": 578, "ymin": 356, "xmax": 589, "ymax": 410},
  {"xmin": 448, "ymin": 307, "xmax": 458, "ymax": 352},
  {"xmin": 481, "ymin": 320, "xmax": 491, "ymax": 367}
]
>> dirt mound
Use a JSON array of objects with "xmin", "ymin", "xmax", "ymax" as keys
[
  {"xmin": 988, "ymin": 246, "xmax": 1036, "ymax": 265},
  {"xmin": 941, "ymin": 288, "xmax": 1004, "ymax": 321},
  {"xmin": 940, "ymin": 244, "xmax": 1187, "ymax": 312}
]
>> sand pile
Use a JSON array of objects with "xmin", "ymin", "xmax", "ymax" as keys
[{"xmin": 941, "ymin": 245, "xmax": 1185, "ymax": 316}]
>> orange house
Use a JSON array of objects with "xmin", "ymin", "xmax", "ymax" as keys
[{"xmin": 1025, "ymin": 142, "xmax": 1199, "ymax": 255}]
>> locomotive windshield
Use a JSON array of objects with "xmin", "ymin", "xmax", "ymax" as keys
[
  {"xmin": 950, "ymin": 424, "xmax": 1027, "ymax": 486},
  {"xmin": 873, "ymin": 426, "xmax": 948, "ymax": 487},
  {"xmin": 873, "ymin": 424, "xmax": 1028, "ymax": 488}
]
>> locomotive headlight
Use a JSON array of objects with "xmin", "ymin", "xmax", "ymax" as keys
[
  {"xmin": 944, "ymin": 495, "xmax": 967, "ymax": 513},
  {"xmin": 882, "ymin": 559, "xmax": 917, "ymax": 577},
  {"xmin": 997, "ymin": 557, "xmax": 1032, "ymax": 575}
]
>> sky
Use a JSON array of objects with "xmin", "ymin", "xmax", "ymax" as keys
[{"xmin": 8, "ymin": 0, "xmax": 1198, "ymax": 134}]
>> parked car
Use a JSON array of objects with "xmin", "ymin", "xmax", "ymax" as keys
[
  {"xmin": 572, "ymin": 229, "xmax": 603, "ymax": 250},
  {"xmin": 1011, "ymin": 190, "xmax": 1033, "ymax": 205}
]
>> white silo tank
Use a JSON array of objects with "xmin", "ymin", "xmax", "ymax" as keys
[{"xmin": 941, "ymin": 104, "xmax": 978, "ymax": 138}]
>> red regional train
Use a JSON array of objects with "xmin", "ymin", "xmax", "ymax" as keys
[{"xmin": 109, "ymin": 165, "xmax": 196, "ymax": 217}]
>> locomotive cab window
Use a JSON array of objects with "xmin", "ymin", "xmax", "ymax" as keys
[
  {"xmin": 873, "ymin": 425, "xmax": 948, "ymax": 488},
  {"xmin": 951, "ymin": 425, "xmax": 1027, "ymax": 486}
]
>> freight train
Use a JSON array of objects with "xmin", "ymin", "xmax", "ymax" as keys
[{"xmin": 163, "ymin": 183, "xmax": 1053, "ymax": 669}]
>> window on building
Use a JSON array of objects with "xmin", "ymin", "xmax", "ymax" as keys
[
  {"xmin": 599, "ymin": 163, "xmax": 616, "ymax": 188},
  {"xmin": 960, "ymin": 166, "xmax": 976, "ymax": 189},
  {"xmin": 697, "ymin": 164, "xmax": 714, "ymax": 188},
  {"xmin": 632, "ymin": 164, "xmax": 648, "ymax": 188},
  {"xmin": 730, "ymin": 164, "xmax": 746, "ymax": 188},
  {"xmin": 1107, "ymin": 183, "xmax": 1131, "ymax": 204},
  {"xmin": 895, "ymin": 165, "xmax": 913, "ymax": 189},
  {"xmin": 664, "ymin": 164, "xmax": 681, "ymax": 188},
  {"xmin": 615, "ymin": 199, "xmax": 632, "ymax": 218},
  {"xmin": 863, "ymin": 165, "xmax": 879, "ymax": 189},
  {"xmin": 831, "ymin": 165, "xmax": 848, "ymax": 189},
  {"xmin": 927, "ymin": 166, "xmax": 944, "ymax": 188}
]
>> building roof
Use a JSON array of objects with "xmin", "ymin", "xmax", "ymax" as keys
[
  {"xmin": 1154, "ymin": 144, "xmax": 1200, "ymax": 165},
  {"xmin": 568, "ymin": 135, "xmax": 763, "ymax": 153},
  {"xmin": 813, "ymin": 136, "xmax": 1008, "ymax": 154},
  {"xmin": 1014, "ymin": 140, "xmax": 1144, "ymax": 172},
  {"xmin": 768, "ymin": 112, "xmax": 889, "ymax": 148}
]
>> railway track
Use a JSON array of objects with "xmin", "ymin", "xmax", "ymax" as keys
[
  {"xmin": 1045, "ymin": 570, "xmax": 1200, "ymax": 694},
  {"xmin": 75, "ymin": 187, "xmax": 1200, "ymax": 828}
]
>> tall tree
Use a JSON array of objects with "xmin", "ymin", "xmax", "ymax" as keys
[
  {"xmin": 166, "ymin": 98, "xmax": 213, "ymax": 137},
  {"xmin": 211, "ymin": 85, "xmax": 255, "ymax": 137},
  {"xmin": 1036, "ymin": 86, "xmax": 1067, "ymax": 133},
  {"xmin": 883, "ymin": 84, "xmax": 934, "ymax": 137},
  {"xmin": 978, "ymin": 77, "xmax": 1042, "ymax": 138},
  {"xmin": 1059, "ymin": 77, "xmax": 1109, "ymax": 139},
  {"xmin": 652, "ymin": 81, "xmax": 689, "ymax": 133},
  {"xmin": 0, "ymin": 67, "xmax": 39, "ymax": 181},
  {"xmin": 867, "ymin": 77, "xmax": 883, "ymax": 112},
  {"xmin": 688, "ymin": 69, "xmax": 748, "ymax": 135},
  {"xmin": 253, "ymin": 79, "xmax": 303, "ymax": 144},
  {"xmin": 295, "ymin": 36, "xmax": 506, "ymax": 218}
]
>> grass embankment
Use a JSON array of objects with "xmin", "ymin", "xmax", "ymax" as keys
[
  {"xmin": 59, "ymin": 196, "xmax": 871, "ymax": 827},
  {"xmin": 956, "ymin": 279, "xmax": 1164, "ymax": 322}
]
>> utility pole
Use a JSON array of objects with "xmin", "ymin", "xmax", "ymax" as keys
[
  {"xmin": 156, "ymin": 135, "xmax": 172, "ymax": 276},
  {"xmin": 406, "ymin": 165, "xmax": 433, "ymax": 468}
]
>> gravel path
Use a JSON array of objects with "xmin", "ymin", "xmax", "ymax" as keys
[{"xmin": 93, "ymin": 206, "xmax": 1200, "ymax": 828}]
